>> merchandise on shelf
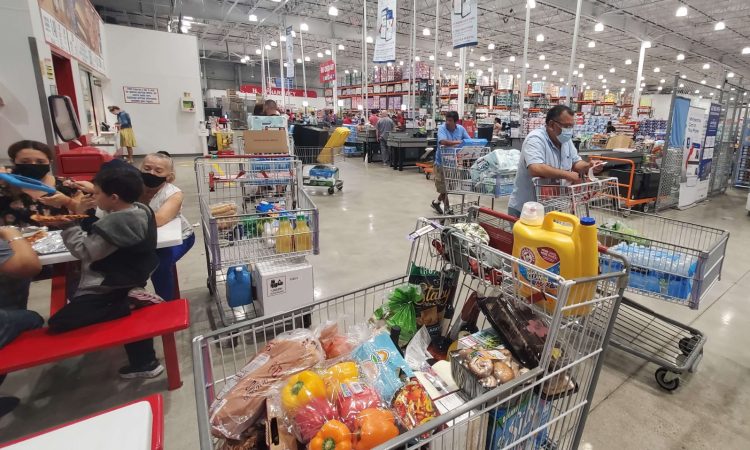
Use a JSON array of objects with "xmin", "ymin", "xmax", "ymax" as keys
[{"xmin": 636, "ymin": 119, "xmax": 668, "ymax": 139}]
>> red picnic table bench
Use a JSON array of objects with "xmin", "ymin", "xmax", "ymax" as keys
[{"xmin": 0, "ymin": 299, "xmax": 190, "ymax": 391}]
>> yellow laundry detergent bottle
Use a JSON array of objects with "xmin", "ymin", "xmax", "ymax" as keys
[{"xmin": 512, "ymin": 202, "xmax": 599, "ymax": 316}]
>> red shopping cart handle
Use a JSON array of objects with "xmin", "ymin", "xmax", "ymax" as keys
[{"xmin": 476, "ymin": 207, "xmax": 609, "ymax": 253}]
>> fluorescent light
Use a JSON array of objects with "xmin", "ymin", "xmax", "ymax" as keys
[
  {"xmin": 180, "ymin": 26, "xmax": 188, "ymax": 33},
  {"xmin": 532, "ymin": 73, "xmax": 537, "ymax": 78},
  {"xmin": 542, "ymin": 76, "xmax": 546, "ymax": 80},
  {"xmin": 714, "ymin": 21, "xmax": 725, "ymax": 31},
  {"xmin": 625, "ymin": 59, "xmax": 632, "ymax": 65},
  {"xmin": 325, "ymin": 49, "xmax": 331, "ymax": 55},
  {"xmin": 271, "ymin": 0, "xmax": 281, "ymax": 2},
  {"xmin": 328, "ymin": 5, "xmax": 338, "ymax": 16},
  {"xmin": 620, "ymin": 79, "xmax": 626, "ymax": 84},
  {"xmin": 573, "ymin": 70, "xmax": 578, "ymax": 75},
  {"xmin": 639, "ymin": 87, "xmax": 643, "ymax": 92},
  {"xmin": 304, "ymin": 56, "xmax": 311, "ymax": 61},
  {"xmin": 588, "ymin": 41, "xmax": 595, "ymax": 48},
  {"xmin": 536, "ymin": 34, "xmax": 545, "ymax": 42},
  {"xmin": 578, "ymin": 73, "xmax": 583, "ymax": 77},
  {"xmin": 694, "ymin": 89, "xmax": 700, "ymax": 94},
  {"xmin": 527, "ymin": 0, "xmax": 536, "ymax": 8},
  {"xmin": 710, "ymin": 92, "xmax": 714, "ymax": 96},
  {"xmin": 543, "ymin": 64, "xmax": 549, "ymax": 69},
  {"xmin": 702, "ymin": 63, "xmax": 710, "ymax": 69},
  {"xmin": 743, "ymin": 47, "xmax": 750, "ymax": 55},
  {"xmin": 265, "ymin": 44, "xmax": 271, "ymax": 50},
  {"xmin": 503, "ymin": 68, "xmax": 508, "ymax": 73},
  {"xmin": 679, "ymin": 83, "xmax": 685, "ymax": 88},
  {"xmin": 446, "ymin": 51, "xmax": 453, "ymax": 57},
  {"xmin": 248, "ymin": 14, "xmax": 258, "ymax": 22},
  {"xmin": 727, "ymin": 72, "xmax": 735, "ymax": 78},
  {"xmin": 316, "ymin": 52, "xmax": 323, "ymax": 58},
  {"xmin": 454, "ymin": 62, "xmax": 460, "ymax": 67},
  {"xmin": 338, "ymin": 44, "xmax": 345, "ymax": 50},
  {"xmin": 256, "ymin": 49, "xmax": 262, "ymax": 55},
  {"xmin": 579, "ymin": 63, "xmax": 585, "ymax": 69},
  {"xmin": 676, "ymin": 53, "xmax": 685, "ymax": 61},
  {"xmin": 488, "ymin": 68, "xmax": 493, "ymax": 72},
  {"xmin": 716, "ymin": 84, "xmax": 721, "ymax": 88},
  {"xmin": 602, "ymin": 79, "xmax": 607, "ymax": 83},
  {"xmin": 488, "ymin": 43, "xmax": 495, "ymax": 50},
  {"xmin": 643, "ymin": 41, "xmax": 651, "ymax": 48},
  {"xmin": 386, "ymin": 62, "xmax": 392, "ymax": 67},
  {"xmin": 509, "ymin": 55, "xmax": 516, "ymax": 62},
  {"xmin": 423, "ymin": 28, "xmax": 430, "ymax": 36},
  {"xmin": 280, "ymin": 36, "xmax": 287, "ymax": 42},
  {"xmin": 602, "ymin": 85, "xmax": 607, "ymax": 89},
  {"xmin": 653, "ymin": 67, "xmax": 660, "ymax": 73},
  {"xmin": 353, "ymin": 69, "xmax": 358, "ymax": 73},
  {"xmin": 594, "ymin": 22, "xmax": 604, "ymax": 32},
  {"xmin": 516, "ymin": 74, "xmax": 520, "ymax": 78},
  {"xmin": 659, "ymin": 79, "xmax": 665, "ymax": 83},
  {"xmin": 480, "ymin": 56, "xmax": 486, "ymax": 61},
  {"xmin": 477, "ymin": 70, "xmax": 484, "ymax": 76},
  {"xmin": 416, "ymin": 56, "xmax": 422, "ymax": 62},
  {"xmin": 468, "ymin": 61, "xmax": 473, "ymax": 67},
  {"xmin": 271, "ymin": 40, "xmax": 278, "ymax": 47},
  {"xmin": 701, "ymin": 79, "xmax": 706, "ymax": 84},
  {"xmin": 640, "ymin": 82, "xmax": 645, "ymax": 87},
  {"xmin": 609, "ymin": 67, "xmax": 615, "ymax": 73},
  {"xmin": 551, "ymin": 70, "xmax": 557, "ymax": 75},
  {"xmin": 399, "ymin": 60, "xmax": 404, "ymax": 66},
  {"xmin": 539, "ymin": 54, "xmax": 545, "ymax": 60},
  {"xmin": 439, "ymin": 66, "xmax": 443, "ymax": 71},
  {"xmin": 429, "ymin": 55, "xmax": 435, "ymax": 61},
  {"xmin": 296, "ymin": 58, "xmax": 302, "ymax": 63},
  {"xmin": 598, "ymin": 74, "xmax": 604, "ymax": 79},
  {"xmin": 302, "ymin": 101, "xmax": 309, "ymax": 107},
  {"xmin": 366, "ymin": 36, "xmax": 373, "ymax": 43},
  {"xmin": 658, "ymin": 86, "xmax": 663, "ymax": 91},
  {"xmin": 300, "ymin": 23, "xmax": 309, "ymax": 31},
  {"xmin": 525, "ymin": 63, "xmax": 529, "ymax": 68},
  {"xmin": 676, "ymin": 6, "xmax": 688, "ymax": 17},
  {"xmin": 560, "ymin": 78, "xmax": 564, "ymax": 82},
  {"xmin": 681, "ymin": 74, "xmax": 687, "ymax": 79}
]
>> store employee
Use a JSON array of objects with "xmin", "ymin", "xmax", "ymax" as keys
[{"xmin": 508, "ymin": 105, "xmax": 594, "ymax": 217}]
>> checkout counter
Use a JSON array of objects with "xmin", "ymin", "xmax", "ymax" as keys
[{"xmin": 386, "ymin": 131, "xmax": 435, "ymax": 170}]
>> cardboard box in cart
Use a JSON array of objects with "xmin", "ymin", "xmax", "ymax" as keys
[
  {"xmin": 253, "ymin": 259, "xmax": 314, "ymax": 316},
  {"xmin": 243, "ymin": 129, "xmax": 289, "ymax": 154}
]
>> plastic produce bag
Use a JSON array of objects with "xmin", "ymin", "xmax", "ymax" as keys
[
  {"xmin": 335, "ymin": 380, "xmax": 384, "ymax": 430},
  {"xmin": 352, "ymin": 331, "xmax": 415, "ymax": 403},
  {"xmin": 315, "ymin": 320, "xmax": 371, "ymax": 360},
  {"xmin": 470, "ymin": 149, "xmax": 520, "ymax": 183},
  {"xmin": 209, "ymin": 330, "xmax": 325, "ymax": 440},
  {"xmin": 371, "ymin": 284, "xmax": 421, "ymax": 346}
]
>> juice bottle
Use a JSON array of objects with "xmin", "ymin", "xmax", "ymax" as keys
[
  {"xmin": 275, "ymin": 216, "xmax": 294, "ymax": 253},
  {"xmin": 294, "ymin": 214, "xmax": 313, "ymax": 252},
  {"xmin": 512, "ymin": 202, "xmax": 598, "ymax": 316}
]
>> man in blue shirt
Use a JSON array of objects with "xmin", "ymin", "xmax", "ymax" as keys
[
  {"xmin": 433, "ymin": 111, "xmax": 470, "ymax": 214},
  {"xmin": 508, "ymin": 105, "xmax": 594, "ymax": 217}
]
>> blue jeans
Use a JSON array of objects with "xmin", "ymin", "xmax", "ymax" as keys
[
  {"xmin": 0, "ymin": 309, "xmax": 44, "ymax": 349},
  {"xmin": 151, "ymin": 233, "xmax": 195, "ymax": 300},
  {"xmin": 508, "ymin": 206, "xmax": 522, "ymax": 218}
]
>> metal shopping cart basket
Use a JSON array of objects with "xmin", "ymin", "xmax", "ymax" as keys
[
  {"xmin": 533, "ymin": 177, "xmax": 730, "ymax": 390},
  {"xmin": 192, "ymin": 215, "xmax": 628, "ymax": 449},
  {"xmin": 442, "ymin": 146, "xmax": 516, "ymax": 210},
  {"xmin": 294, "ymin": 145, "xmax": 345, "ymax": 195},
  {"xmin": 195, "ymin": 155, "xmax": 320, "ymax": 328}
]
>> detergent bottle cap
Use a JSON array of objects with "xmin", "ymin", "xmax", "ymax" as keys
[
  {"xmin": 581, "ymin": 217, "xmax": 596, "ymax": 226},
  {"xmin": 520, "ymin": 201, "xmax": 545, "ymax": 226},
  {"xmin": 234, "ymin": 266, "xmax": 243, "ymax": 272}
]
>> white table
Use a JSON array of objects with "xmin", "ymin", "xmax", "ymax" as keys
[
  {"xmin": 38, "ymin": 217, "xmax": 183, "ymax": 265},
  {"xmin": 3, "ymin": 401, "xmax": 153, "ymax": 450}
]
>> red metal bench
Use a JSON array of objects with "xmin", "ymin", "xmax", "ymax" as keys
[{"xmin": 0, "ymin": 299, "xmax": 189, "ymax": 391}]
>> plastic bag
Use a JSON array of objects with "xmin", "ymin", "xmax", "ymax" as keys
[
  {"xmin": 470, "ymin": 149, "xmax": 520, "ymax": 183},
  {"xmin": 391, "ymin": 378, "xmax": 440, "ymax": 431},
  {"xmin": 476, "ymin": 295, "xmax": 547, "ymax": 368},
  {"xmin": 209, "ymin": 330, "xmax": 325, "ymax": 440},
  {"xmin": 352, "ymin": 331, "xmax": 415, "ymax": 403},
  {"xmin": 293, "ymin": 396, "xmax": 338, "ymax": 443},
  {"xmin": 371, "ymin": 284, "xmax": 421, "ymax": 346},
  {"xmin": 335, "ymin": 380, "xmax": 383, "ymax": 430},
  {"xmin": 315, "ymin": 320, "xmax": 372, "ymax": 360}
]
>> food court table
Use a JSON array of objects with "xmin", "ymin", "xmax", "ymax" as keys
[
  {"xmin": 0, "ymin": 394, "xmax": 163, "ymax": 450},
  {"xmin": 39, "ymin": 218, "xmax": 184, "ymax": 314}
]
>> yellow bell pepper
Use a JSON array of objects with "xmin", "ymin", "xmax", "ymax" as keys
[
  {"xmin": 324, "ymin": 362, "xmax": 359, "ymax": 398},
  {"xmin": 281, "ymin": 370, "xmax": 326, "ymax": 413}
]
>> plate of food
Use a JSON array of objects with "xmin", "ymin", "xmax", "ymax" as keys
[
  {"xmin": 21, "ymin": 226, "xmax": 49, "ymax": 244},
  {"xmin": 30, "ymin": 214, "xmax": 89, "ymax": 225}
]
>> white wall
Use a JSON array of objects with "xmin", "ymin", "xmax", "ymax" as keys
[
  {"xmin": 640, "ymin": 93, "xmax": 716, "ymax": 120},
  {"xmin": 204, "ymin": 89, "xmax": 327, "ymax": 112},
  {"xmin": 103, "ymin": 24, "xmax": 206, "ymax": 155},
  {"xmin": 0, "ymin": 0, "xmax": 46, "ymax": 152}
]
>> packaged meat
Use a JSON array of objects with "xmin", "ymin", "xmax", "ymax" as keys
[{"xmin": 209, "ymin": 330, "xmax": 325, "ymax": 440}]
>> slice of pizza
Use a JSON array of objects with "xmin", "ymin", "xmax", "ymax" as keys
[{"xmin": 30, "ymin": 214, "xmax": 90, "ymax": 223}]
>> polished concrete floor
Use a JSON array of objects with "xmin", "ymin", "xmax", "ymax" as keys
[{"xmin": 1, "ymin": 156, "xmax": 749, "ymax": 449}]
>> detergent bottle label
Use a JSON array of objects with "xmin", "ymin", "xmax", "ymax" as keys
[{"xmin": 517, "ymin": 246, "xmax": 560, "ymax": 293}]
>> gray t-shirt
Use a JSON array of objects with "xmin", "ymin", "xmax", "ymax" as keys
[{"xmin": 376, "ymin": 117, "xmax": 395, "ymax": 140}]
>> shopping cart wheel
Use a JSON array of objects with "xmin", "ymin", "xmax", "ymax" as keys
[
  {"xmin": 328, "ymin": 187, "xmax": 335, "ymax": 195},
  {"xmin": 655, "ymin": 368, "xmax": 680, "ymax": 391}
]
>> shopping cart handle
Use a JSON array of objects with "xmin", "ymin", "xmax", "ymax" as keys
[{"xmin": 0, "ymin": 173, "xmax": 56, "ymax": 194}]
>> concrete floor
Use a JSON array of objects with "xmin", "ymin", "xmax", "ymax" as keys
[{"xmin": 1, "ymin": 156, "xmax": 749, "ymax": 449}]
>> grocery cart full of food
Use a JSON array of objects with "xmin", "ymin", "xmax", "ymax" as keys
[
  {"xmin": 531, "ymin": 177, "xmax": 729, "ymax": 390},
  {"xmin": 195, "ymin": 155, "xmax": 320, "ymax": 328},
  {"xmin": 193, "ymin": 215, "xmax": 628, "ymax": 449}
]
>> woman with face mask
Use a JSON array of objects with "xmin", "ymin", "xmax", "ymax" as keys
[{"xmin": 138, "ymin": 152, "xmax": 195, "ymax": 300}]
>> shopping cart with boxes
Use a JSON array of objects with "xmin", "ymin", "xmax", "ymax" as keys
[
  {"xmin": 533, "ymin": 177, "xmax": 730, "ymax": 390},
  {"xmin": 195, "ymin": 155, "xmax": 320, "ymax": 328},
  {"xmin": 293, "ymin": 127, "xmax": 350, "ymax": 195},
  {"xmin": 193, "ymin": 214, "xmax": 629, "ymax": 449},
  {"xmin": 442, "ymin": 144, "xmax": 517, "ymax": 210}
]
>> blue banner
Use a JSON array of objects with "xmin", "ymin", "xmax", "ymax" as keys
[{"xmin": 669, "ymin": 96, "xmax": 690, "ymax": 149}]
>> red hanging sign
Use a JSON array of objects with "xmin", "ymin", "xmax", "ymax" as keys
[{"xmin": 319, "ymin": 59, "xmax": 336, "ymax": 83}]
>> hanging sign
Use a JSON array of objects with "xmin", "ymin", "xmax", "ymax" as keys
[
  {"xmin": 240, "ymin": 84, "xmax": 318, "ymax": 98},
  {"xmin": 373, "ymin": 0, "xmax": 397, "ymax": 63},
  {"xmin": 123, "ymin": 86, "xmax": 160, "ymax": 104},
  {"xmin": 696, "ymin": 103, "xmax": 721, "ymax": 200},
  {"xmin": 678, "ymin": 105, "xmax": 706, "ymax": 208},
  {"xmin": 285, "ymin": 26, "xmax": 295, "ymax": 79},
  {"xmin": 320, "ymin": 59, "xmax": 336, "ymax": 83},
  {"xmin": 451, "ymin": 0, "xmax": 478, "ymax": 49}
]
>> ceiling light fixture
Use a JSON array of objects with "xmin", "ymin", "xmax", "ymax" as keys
[
  {"xmin": 324, "ymin": 49, "xmax": 331, "ymax": 55},
  {"xmin": 304, "ymin": 56, "xmax": 311, "ymax": 61},
  {"xmin": 265, "ymin": 44, "xmax": 271, "ymax": 50},
  {"xmin": 271, "ymin": 41, "xmax": 278, "ymax": 47},
  {"xmin": 248, "ymin": 14, "xmax": 258, "ymax": 22},
  {"xmin": 527, "ymin": 0, "xmax": 536, "ymax": 8},
  {"xmin": 727, "ymin": 72, "xmax": 735, "ymax": 78},
  {"xmin": 560, "ymin": 77, "xmax": 564, "ymax": 82},
  {"xmin": 660, "ymin": 79, "xmax": 665, "ymax": 83},
  {"xmin": 588, "ymin": 41, "xmax": 596, "ymax": 48},
  {"xmin": 552, "ymin": 70, "xmax": 557, "ymax": 75},
  {"xmin": 539, "ymin": 54, "xmax": 545, "ymax": 60},
  {"xmin": 488, "ymin": 43, "xmax": 495, "ymax": 50},
  {"xmin": 316, "ymin": 52, "xmax": 323, "ymax": 57},
  {"xmin": 542, "ymin": 76, "xmax": 547, "ymax": 80},
  {"xmin": 609, "ymin": 67, "xmax": 615, "ymax": 73},
  {"xmin": 643, "ymin": 41, "xmax": 651, "ymax": 48},
  {"xmin": 532, "ymin": 73, "xmax": 538, "ymax": 78},
  {"xmin": 621, "ymin": 79, "xmax": 626, "ymax": 84},
  {"xmin": 536, "ymin": 33, "xmax": 545, "ymax": 42},
  {"xmin": 679, "ymin": 83, "xmax": 684, "ymax": 87},
  {"xmin": 681, "ymin": 74, "xmax": 687, "ymax": 79},
  {"xmin": 594, "ymin": 22, "xmax": 604, "ymax": 32},
  {"xmin": 573, "ymin": 70, "xmax": 579, "ymax": 75},
  {"xmin": 429, "ymin": 54, "xmax": 435, "ymax": 61},
  {"xmin": 300, "ymin": 23, "xmax": 309, "ymax": 31},
  {"xmin": 640, "ymin": 82, "xmax": 645, "ymax": 87},
  {"xmin": 625, "ymin": 59, "xmax": 632, "ymax": 65},
  {"xmin": 480, "ymin": 56, "xmax": 486, "ymax": 61},
  {"xmin": 658, "ymin": 86, "xmax": 663, "ymax": 91},
  {"xmin": 344, "ymin": 69, "xmax": 349, "ymax": 74},
  {"xmin": 525, "ymin": 63, "xmax": 530, "ymax": 68},
  {"xmin": 702, "ymin": 63, "xmax": 710, "ymax": 69},
  {"xmin": 743, "ymin": 47, "xmax": 750, "ymax": 55},
  {"xmin": 579, "ymin": 63, "xmax": 585, "ymax": 69},
  {"xmin": 338, "ymin": 44, "xmax": 345, "ymax": 50},
  {"xmin": 366, "ymin": 36, "xmax": 373, "ymax": 43},
  {"xmin": 280, "ymin": 36, "xmax": 286, "ymax": 42},
  {"xmin": 676, "ymin": 6, "xmax": 688, "ymax": 17},
  {"xmin": 598, "ymin": 74, "xmax": 604, "ymax": 79},
  {"xmin": 386, "ymin": 62, "xmax": 392, "ymax": 67},
  {"xmin": 447, "ymin": 51, "xmax": 453, "ymax": 57},
  {"xmin": 543, "ymin": 64, "xmax": 549, "ymax": 69},
  {"xmin": 399, "ymin": 60, "xmax": 404, "ymax": 66},
  {"xmin": 701, "ymin": 79, "xmax": 706, "ymax": 84},
  {"xmin": 503, "ymin": 68, "xmax": 508, "ymax": 73},
  {"xmin": 328, "ymin": 5, "xmax": 338, "ymax": 16},
  {"xmin": 716, "ymin": 84, "xmax": 721, "ymax": 88},
  {"xmin": 468, "ymin": 61, "xmax": 473, "ymax": 67},
  {"xmin": 676, "ymin": 53, "xmax": 685, "ymax": 61},
  {"xmin": 296, "ymin": 58, "xmax": 302, "ymax": 63},
  {"xmin": 509, "ymin": 55, "xmax": 516, "ymax": 62},
  {"xmin": 255, "ymin": 49, "xmax": 262, "ymax": 55},
  {"xmin": 714, "ymin": 21, "xmax": 725, "ymax": 31},
  {"xmin": 423, "ymin": 27, "xmax": 430, "ymax": 36},
  {"xmin": 653, "ymin": 67, "xmax": 660, "ymax": 72},
  {"xmin": 695, "ymin": 89, "xmax": 700, "ymax": 94}
]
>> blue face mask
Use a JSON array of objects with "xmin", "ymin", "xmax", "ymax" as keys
[{"xmin": 558, "ymin": 127, "xmax": 574, "ymax": 143}]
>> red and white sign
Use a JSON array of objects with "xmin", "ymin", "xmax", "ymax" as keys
[
  {"xmin": 239, "ymin": 84, "xmax": 318, "ymax": 98},
  {"xmin": 319, "ymin": 59, "xmax": 336, "ymax": 83}
]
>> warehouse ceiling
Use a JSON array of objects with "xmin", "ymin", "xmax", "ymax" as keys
[{"xmin": 92, "ymin": 0, "xmax": 750, "ymax": 92}]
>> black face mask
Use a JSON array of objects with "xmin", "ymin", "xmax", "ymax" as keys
[
  {"xmin": 141, "ymin": 171, "xmax": 167, "ymax": 188},
  {"xmin": 14, "ymin": 164, "xmax": 50, "ymax": 180}
]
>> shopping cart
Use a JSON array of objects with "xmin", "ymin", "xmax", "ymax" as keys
[
  {"xmin": 193, "ymin": 216, "xmax": 628, "ymax": 449},
  {"xmin": 195, "ymin": 155, "xmax": 320, "ymax": 327},
  {"xmin": 531, "ymin": 178, "xmax": 730, "ymax": 389},
  {"xmin": 294, "ymin": 145, "xmax": 345, "ymax": 195},
  {"xmin": 442, "ymin": 146, "xmax": 516, "ymax": 210}
]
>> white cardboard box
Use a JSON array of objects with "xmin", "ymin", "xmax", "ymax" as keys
[{"xmin": 253, "ymin": 259, "xmax": 314, "ymax": 316}]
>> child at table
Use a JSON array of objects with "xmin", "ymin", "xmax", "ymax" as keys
[
  {"xmin": 138, "ymin": 152, "xmax": 195, "ymax": 300},
  {"xmin": 48, "ymin": 165, "xmax": 164, "ymax": 379}
]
